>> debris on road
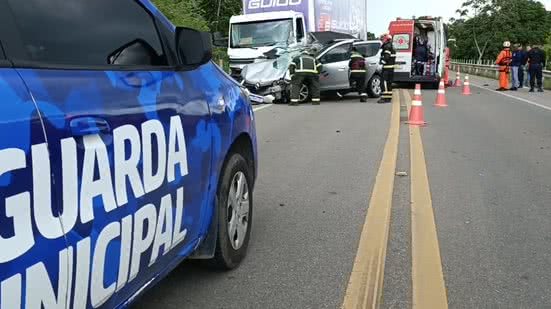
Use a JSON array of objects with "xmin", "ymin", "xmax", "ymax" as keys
[{"xmin": 396, "ymin": 171, "xmax": 408, "ymax": 177}]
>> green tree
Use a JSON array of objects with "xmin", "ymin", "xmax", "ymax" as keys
[
  {"xmin": 151, "ymin": 0, "xmax": 208, "ymax": 30},
  {"xmin": 450, "ymin": 0, "xmax": 550, "ymax": 61}
]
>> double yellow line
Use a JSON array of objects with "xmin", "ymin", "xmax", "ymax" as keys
[{"xmin": 342, "ymin": 90, "xmax": 448, "ymax": 309}]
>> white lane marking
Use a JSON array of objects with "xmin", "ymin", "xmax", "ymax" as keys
[
  {"xmin": 253, "ymin": 104, "xmax": 273, "ymax": 112},
  {"xmin": 471, "ymin": 83, "xmax": 551, "ymax": 112}
]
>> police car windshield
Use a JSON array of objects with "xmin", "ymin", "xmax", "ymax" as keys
[{"xmin": 231, "ymin": 19, "xmax": 293, "ymax": 48}]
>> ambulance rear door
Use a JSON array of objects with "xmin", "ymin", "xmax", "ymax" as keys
[{"xmin": 389, "ymin": 20, "xmax": 414, "ymax": 80}]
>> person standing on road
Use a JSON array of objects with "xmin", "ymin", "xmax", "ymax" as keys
[
  {"xmin": 495, "ymin": 41, "xmax": 513, "ymax": 91},
  {"xmin": 348, "ymin": 47, "xmax": 368, "ymax": 102},
  {"xmin": 289, "ymin": 48, "xmax": 322, "ymax": 105},
  {"xmin": 378, "ymin": 33, "xmax": 396, "ymax": 103},
  {"xmin": 510, "ymin": 44, "xmax": 526, "ymax": 91},
  {"xmin": 527, "ymin": 45, "xmax": 546, "ymax": 92}
]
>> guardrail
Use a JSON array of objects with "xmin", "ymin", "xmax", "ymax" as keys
[{"xmin": 451, "ymin": 60, "xmax": 550, "ymax": 90}]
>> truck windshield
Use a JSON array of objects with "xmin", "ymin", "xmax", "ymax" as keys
[{"xmin": 231, "ymin": 19, "xmax": 293, "ymax": 48}]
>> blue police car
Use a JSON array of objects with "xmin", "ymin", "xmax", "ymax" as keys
[{"xmin": 0, "ymin": 0, "xmax": 257, "ymax": 308}]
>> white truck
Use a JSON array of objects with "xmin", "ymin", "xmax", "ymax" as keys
[{"xmin": 228, "ymin": 0, "xmax": 368, "ymax": 78}]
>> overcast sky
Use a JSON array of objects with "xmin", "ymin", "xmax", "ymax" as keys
[{"xmin": 367, "ymin": 0, "xmax": 551, "ymax": 35}]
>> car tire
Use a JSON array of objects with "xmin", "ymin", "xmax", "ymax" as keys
[
  {"xmin": 208, "ymin": 152, "xmax": 253, "ymax": 270},
  {"xmin": 298, "ymin": 83, "xmax": 311, "ymax": 103},
  {"xmin": 367, "ymin": 75, "xmax": 382, "ymax": 98}
]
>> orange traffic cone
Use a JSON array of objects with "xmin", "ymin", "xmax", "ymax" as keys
[
  {"xmin": 408, "ymin": 95, "xmax": 427, "ymax": 126},
  {"xmin": 454, "ymin": 69, "xmax": 463, "ymax": 87},
  {"xmin": 462, "ymin": 74, "xmax": 472, "ymax": 95},
  {"xmin": 435, "ymin": 80, "xmax": 448, "ymax": 107},
  {"xmin": 413, "ymin": 84, "xmax": 423, "ymax": 101}
]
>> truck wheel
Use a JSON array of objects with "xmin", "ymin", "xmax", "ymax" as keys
[
  {"xmin": 209, "ymin": 152, "xmax": 253, "ymax": 270},
  {"xmin": 367, "ymin": 75, "xmax": 382, "ymax": 98}
]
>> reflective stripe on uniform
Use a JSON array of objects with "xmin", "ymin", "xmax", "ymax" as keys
[
  {"xmin": 351, "ymin": 55, "xmax": 364, "ymax": 59},
  {"xmin": 291, "ymin": 99, "xmax": 299, "ymax": 102},
  {"xmin": 296, "ymin": 69, "xmax": 319, "ymax": 74},
  {"xmin": 312, "ymin": 98, "xmax": 320, "ymax": 102},
  {"xmin": 383, "ymin": 65, "xmax": 396, "ymax": 69},
  {"xmin": 384, "ymin": 50, "xmax": 392, "ymax": 54},
  {"xmin": 289, "ymin": 63, "xmax": 296, "ymax": 66},
  {"xmin": 390, "ymin": 54, "xmax": 397, "ymax": 57},
  {"xmin": 351, "ymin": 70, "xmax": 367, "ymax": 73}
]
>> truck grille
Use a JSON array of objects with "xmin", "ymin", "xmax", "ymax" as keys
[{"xmin": 230, "ymin": 58, "xmax": 256, "ymax": 65}]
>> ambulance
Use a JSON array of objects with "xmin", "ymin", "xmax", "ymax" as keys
[{"xmin": 388, "ymin": 16, "xmax": 450, "ymax": 86}]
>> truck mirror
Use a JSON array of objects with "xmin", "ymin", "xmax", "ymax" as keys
[{"xmin": 212, "ymin": 32, "xmax": 229, "ymax": 47}]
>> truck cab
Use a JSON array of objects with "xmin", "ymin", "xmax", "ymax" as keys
[
  {"xmin": 228, "ymin": 11, "xmax": 307, "ymax": 79},
  {"xmin": 389, "ymin": 17, "xmax": 448, "ymax": 86}
]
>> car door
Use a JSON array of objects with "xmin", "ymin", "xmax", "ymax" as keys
[
  {"xmin": 4, "ymin": 0, "xmax": 212, "ymax": 308},
  {"xmin": 355, "ymin": 42, "xmax": 382, "ymax": 80},
  {"xmin": 318, "ymin": 43, "xmax": 352, "ymax": 91},
  {"xmin": 0, "ymin": 10, "xmax": 70, "ymax": 308}
]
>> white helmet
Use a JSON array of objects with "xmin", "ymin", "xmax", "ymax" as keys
[{"xmin": 503, "ymin": 41, "xmax": 511, "ymax": 48}]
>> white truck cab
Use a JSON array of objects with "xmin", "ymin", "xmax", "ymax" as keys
[{"xmin": 228, "ymin": 11, "xmax": 307, "ymax": 79}]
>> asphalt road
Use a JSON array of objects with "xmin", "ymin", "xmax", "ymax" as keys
[
  {"xmin": 136, "ymin": 75, "xmax": 551, "ymax": 308},
  {"xmin": 136, "ymin": 97, "xmax": 392, "ymax": 308}
]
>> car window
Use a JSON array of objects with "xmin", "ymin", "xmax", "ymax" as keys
[
  {"xmin": 7, "ymin": 0, "xmax": 167, "ymax": 66},
  {"xmin": 321, "ymin": 44, "xmax": 352, "ymax": 63},
  {"xmin": 355, "ymin": 43, "xmax": 381, "ymax": 57}
]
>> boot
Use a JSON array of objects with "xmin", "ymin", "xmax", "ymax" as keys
[
  {"xmin": 360, "ymin": 96, "xmax": 367, "ymax": 103},
  {"xmin": 538, "ymin": 88, "xmax": 544, "ymax": 92},
  {"xmin": 529, "ymin": 88, "xmax": 535, "ymax": 92}
]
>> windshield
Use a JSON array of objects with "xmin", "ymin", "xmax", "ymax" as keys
[{"xmin": 231, "ymin": 19, "xmax": 293, "ymax": 48}]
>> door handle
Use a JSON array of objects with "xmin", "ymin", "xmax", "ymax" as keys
[
  {"xmin": 338, "ymin": 67, "xmax": 347, "ymax": 71},
  {"xmin": 70, "ymin": 116, "xmax": 111, "ymax": 136}
]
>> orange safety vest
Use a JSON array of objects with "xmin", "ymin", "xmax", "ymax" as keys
[{"xmin": 496, "ymin": 49, "xmax": 512, "ymax": 73}]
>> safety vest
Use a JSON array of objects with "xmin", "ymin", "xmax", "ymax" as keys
[{"xmin": 290, "ymin": 54, "xmax": 321, "ymax": 75}]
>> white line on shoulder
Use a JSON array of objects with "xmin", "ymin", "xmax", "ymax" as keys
[
  {"xmin": 253, "ymin": 104, "xmax": 273, "ymax": 112},
  {"xmin": 471, "ymin": 83, "xmax": 551, "ymax": 112}
]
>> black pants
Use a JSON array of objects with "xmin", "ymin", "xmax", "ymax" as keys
[
  {"xmin": 529, "ymin": 64, "xmax": 543, "ymax": 89},
  {"xmin": 381, "ymin": 69, "xmax": 394, "ymax": 102},
  {"xmin": 291, "ymin": 74, "xmax": 320, "ymax": 103},
  {"xmin": 350, "ymin": 73, "xmax": 367, "ymax": 97}
]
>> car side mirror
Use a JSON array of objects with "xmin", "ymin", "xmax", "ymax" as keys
[
  {"xmin": 212, "ymin": 32, "xmax": 228, "ymax": 47},
  {"xmin": 176, "ymin": 27, "xmax": 213, "ymax": 66}
]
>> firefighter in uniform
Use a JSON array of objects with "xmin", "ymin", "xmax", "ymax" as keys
[
  {"xmin": 495, "ymin": 41, "xmax": 512, "ymax": 91},
  {"xmin": 378, "ymin": 33, "xmax": 396, "ymax": 103},
  {"xmin": 349, "ymin": 47, "xmax": 368, "ymax": 102},
  {"xmin": 289, "ymin": 48, "xmax": 322, "ymax": 106}
]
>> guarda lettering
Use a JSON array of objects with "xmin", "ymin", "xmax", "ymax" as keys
[
  {"xmin": 248, "ymin": 0, "xmax": 302, "ymax": 10},
  {"xmin": 0, "ymin": 116, "xmax": 189, "ymax": 308}
]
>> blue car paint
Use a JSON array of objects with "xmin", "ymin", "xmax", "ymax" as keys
[{"xmin": 0, "ymin": 0, "xmax": 257, "ymax": 308}]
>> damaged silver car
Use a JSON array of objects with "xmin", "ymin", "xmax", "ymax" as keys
[{"xmin": 240, "ymin": 34, "xmax": 383, "ymax": 104}]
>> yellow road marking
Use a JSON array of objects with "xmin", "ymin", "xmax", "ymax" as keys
[
  {"xmin": 403, "ymin": 90, "xmax": 448, "ymax": 309},
  {"xmin": 342, "ymin": 90, "xmax": 400, "ymax": 309}
]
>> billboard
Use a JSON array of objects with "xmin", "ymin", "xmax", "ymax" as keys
[{"xmin": 314, "ymin": 0, "xmax": 366, "ymax": 38}]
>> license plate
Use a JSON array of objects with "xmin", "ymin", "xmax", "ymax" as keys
[{"xmin": 249, "ymin": 94, "xmax": 264, "ymax": 103}]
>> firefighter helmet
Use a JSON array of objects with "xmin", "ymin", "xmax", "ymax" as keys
[{"xmin": 503, "ymin": 41, "xmax": 511, "ymax": 48}]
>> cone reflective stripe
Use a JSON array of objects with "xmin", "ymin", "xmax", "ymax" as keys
[
  {"xmin": 454, "ymin": 69, "xmax": 463, "ymax": 87},
  {"xmin": 413, "ymin": 83, "xmax": 423, "ymax": 101},
  {"xmin": 408, "ymin": 97, "xmax": 427, "ymax": 126},
  {"xmin": 462, "ymin": 74, "xmax": 472, "ymax": 95},
  {"xmin": 434, "ymin": 80, "xmax": 448, "ymax": 107}
]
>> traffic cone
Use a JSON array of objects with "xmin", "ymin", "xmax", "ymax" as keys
[
  {"xmin": 462, "ymin": 74, "xmax": 472, "ymax": 95},
  {"xmin": 408, "ymin": 95, "xmax": 427, "ymax": 126},
  {"xmin": 434, "ymin": 80, "xmax": 448, "ymax": 107},
  {"xmin": 413, "ymin": 84, "xmax": 423, "ymax": 101},
  {"xmin": 454, "ymin": 69, "xmax": 463, "ymax": 87}
]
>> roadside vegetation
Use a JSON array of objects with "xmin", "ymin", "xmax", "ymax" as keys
[{"xmin": 449, "ymin": 0, "xmax": 551, "ymax": 69}]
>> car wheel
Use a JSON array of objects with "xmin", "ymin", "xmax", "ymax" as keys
[
  {"xmin": 209, "ymin": 152, "xmax": 253, "ymax": 269},
  {"xmin": 298, "ymin": 83, "xmax": 310, "ymax": 103},
  {"xmin": 368, "ymin": 75, "xmax": 382, "ymax": 98}
]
